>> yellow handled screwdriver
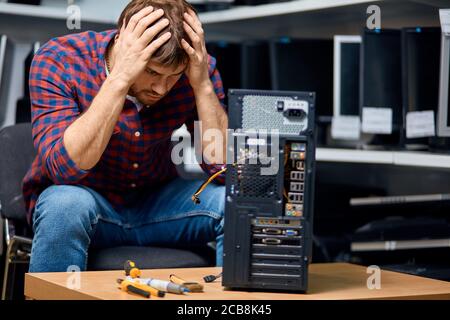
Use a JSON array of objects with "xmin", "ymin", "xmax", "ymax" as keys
[{"xmin": 117, "ymin": 279, "xmax": 165, "ymax": 298}]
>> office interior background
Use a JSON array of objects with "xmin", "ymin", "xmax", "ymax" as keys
[{"xmin": 1, "ymin": 0, "xmax": 450, "ymax": 299}]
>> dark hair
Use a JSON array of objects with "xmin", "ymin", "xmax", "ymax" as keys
[{"xmin": 118, "ymin": 0, "xmax": 195, "ymax": 67}]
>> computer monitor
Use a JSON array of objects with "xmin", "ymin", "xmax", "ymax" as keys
[
  {"xmin": 333, "ymin": 35, "xmax": 361, "ymax": 117},
  {"xmin": 402, "ymin": 27, "xmax": 441, "ymax": 149},
  {"xmin": 241, "ymin": 40, "xmax": 271, "ymax": 90},
  {"xmin": 16, "ymin": 42, "xmax": 40, "ymax": 123},
  {"xmin": 206, "ymin": 41, "xmax": 242, "ymax": 99},
  {"xmin": 270, "ymin": 38, "xmax": 334, "ymax": 120},
  {"xmin": 438, "ymin": 10, "xmax": 450, "ymax": 137},
  {"xmin": 0, "ymin": 35, "xmax": 15, "ymax": 129},
  {"xmin": 360, "ymin": 29, "xmax": 402, "ymax": 146}
]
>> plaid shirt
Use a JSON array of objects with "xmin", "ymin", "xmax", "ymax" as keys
[{"xmin": 22, "ymin": 29, "xmax": 226, "ymax": 223}]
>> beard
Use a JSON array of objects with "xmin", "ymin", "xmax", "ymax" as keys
[{"xmin": 128, "ymin": 86, "xmax": 164, "ymax": 106}]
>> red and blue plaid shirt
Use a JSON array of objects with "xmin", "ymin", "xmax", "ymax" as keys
[{"xmin": 22, "ymin": 29, "xmax": 226, "ymax": 223}]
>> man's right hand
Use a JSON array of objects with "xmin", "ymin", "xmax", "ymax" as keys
[{"xmin": 109, "ymin": 6, "xmax": 172, "ymax": 88}]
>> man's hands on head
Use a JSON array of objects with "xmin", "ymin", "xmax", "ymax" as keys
[
  {"xmin": 181, "ymin": 8, "xmax": 212, "ymax": 92},
  {"xmin": 180, "ymin": 9, "xmax": 229, "ymax": 165},
  {"xmin": 109, "ymin": 6, "xmax": 172, "ymax": 89},
  {"xmin": 64, "ymin": 6, "xmax": 173, "ymax": 171}
]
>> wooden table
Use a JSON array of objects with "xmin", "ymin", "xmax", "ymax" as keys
[{"xmin": 24, "ymin": 263, "xmax": 450, "ymax": 300}]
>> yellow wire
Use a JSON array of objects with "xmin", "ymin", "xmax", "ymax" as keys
[{"xmin": 192, "ymin": 167, "xmax": 228, "ymax": 203}]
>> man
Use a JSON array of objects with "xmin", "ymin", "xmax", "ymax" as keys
[{"xmin": 23, "ymin": 0, "xmax": 228, "ymax": 272}]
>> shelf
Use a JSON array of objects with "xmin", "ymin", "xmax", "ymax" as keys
[
  {"xmin": 0, "ymin": 2, "xmax": 118, "ymax": 24},
  {"xmin": 199, "ymin": 0, "xmax": 376, "ymax": 24},
  {"xmin": 316, "ymin": 148, "xmax": 394, "ymax": 165},
  {"xmin": 317, "ymin": 148, "xmax": 450, "ymax": 169}
]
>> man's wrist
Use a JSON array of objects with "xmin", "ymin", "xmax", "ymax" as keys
[
  {"xmin": 105, "ymin": 71, "xmax": 131, "ymax": 95},
  {"xmin": 192, "ymin": 79, "xmax": 214, "ymax": 96}
]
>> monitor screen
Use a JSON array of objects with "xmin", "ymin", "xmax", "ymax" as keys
[
  {"xmin": 334, "ymin": 36, "xmax": 361, "ymax": 116},
  {"xmin": 403, "ymin": 28, "xmax": 441, "ymax": 113},
  {"xmin": 241, "ymin": 41, "xmax": 271, "ymax": 90},
  {"xmin": 270, "ymin": 38, "xmax": 334, "ymax": 118},
  {"xmin": 362, "ymin": 29, "xmax": 402, "ymax": 126},
  {"xmin": 206, "ymin": 41, "xmax": 242, "ymax": 98}
]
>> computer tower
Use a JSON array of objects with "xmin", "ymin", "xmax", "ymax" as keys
[
  {"xmin": 241, "ymin": 40, "xmax": 271, "ymax": 90},
  {"xmin": 360, "ymin": 29, "xmax": 402, "ymax": 148},
  {"xmin": 401, "ymin": 27, "xmax": 441, "ymax": 150},
  {"xmin": 223, "ymin": 89, "xmax": 316, "ymax": 292}
]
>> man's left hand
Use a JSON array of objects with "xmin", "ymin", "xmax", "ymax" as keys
[{"xmin": 181, "ymin": 9, "xmax": 212, "ymax": 92}]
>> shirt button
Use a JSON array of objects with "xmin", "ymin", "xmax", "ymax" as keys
[
  {"xmin": 134, "ymin": 131, "xmax": 141, "ymax": 137},
  {"xmin": 130, "ymin": 183, "xmax": 136, "ymax": 188},
  {"xmin": 132, "ymin": 163, "xmax": 139, "ymax": 169}
]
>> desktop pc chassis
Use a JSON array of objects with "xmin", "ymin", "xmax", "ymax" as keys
[{"xmin": 222, "ymin": 89, "xmax": 316, "ymax": 292}]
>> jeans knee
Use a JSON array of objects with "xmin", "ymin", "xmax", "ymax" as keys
[
  {"xmin": 33, "ymin": 185, "xmax": 98, "ymax": 236},
  {"xmin": 207, "ymin": 184, "xmax": 226, "ymax": 216}
]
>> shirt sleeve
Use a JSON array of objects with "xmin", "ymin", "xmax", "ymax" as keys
[
  {"xmin": 29, "ymin": 49, "xmax": 90, "ymax": 184},
  {"xmin": 186, "ymin": 55, "xmax": 227, "ymax": 184}
]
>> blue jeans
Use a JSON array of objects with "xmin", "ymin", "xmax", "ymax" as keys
[{"xmin": 29, "ymin": 178, "xmax": 225, "ymax": 272}]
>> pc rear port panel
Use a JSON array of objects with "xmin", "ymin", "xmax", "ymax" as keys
[{"xmin": 223, "ymin": 138, "xmax": 314, "ymax": 292}]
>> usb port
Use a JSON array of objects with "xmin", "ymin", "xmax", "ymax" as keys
[
  {"xmin": 290, "ymin": 171, "xmax": 304, "ymax": 181},
  {"xmin": 291, "ymin": 160, "xmax": 305, "ymax": 170},
  {"xmin": 290, "ymin": 182, "xmax": 304, "ymax": 192},
  {"xmin": 290, "ymin": 151, "xmax": 305, "ymax": 160},
  {"xmin": 288, "ymin": 192, "xmax": 303, "ymax": 203}
]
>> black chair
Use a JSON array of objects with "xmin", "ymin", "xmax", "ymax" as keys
[{"xmin": 0, "ymin": 123, "xmax": 215, "ymax": 300}]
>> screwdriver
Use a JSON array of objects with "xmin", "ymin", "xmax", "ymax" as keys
[
  {"xmin": 117, "ymin": 279, "xmax": 150, "ymax": 299},
  {"xmin": 124, "ymin": 260, "xmax": 141, "ymax": 278},
  {"xmin": 118, "ymin": 278, "xmax": 165, "ymax": 298},
  {"xmin": 128, "ymin": 276, "xmax": 189, "ymax": 294}
]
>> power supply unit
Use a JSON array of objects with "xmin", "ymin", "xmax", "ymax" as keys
[{"xmin": 222, "ymin": 89, "xmax": 316, "ymax": 292}]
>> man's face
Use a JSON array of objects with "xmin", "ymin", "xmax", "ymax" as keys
[{"xmin": 129, "ymin": 60, "xmax": 186, "ymax": 106}]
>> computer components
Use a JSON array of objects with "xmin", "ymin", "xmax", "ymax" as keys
[
  {"xmin": 401, "ymin": 27, "xmax": 441, "ymax": 150},
  {"xmin": 223, "ymin": 89, "xmax": 316, "ymax": 292}
]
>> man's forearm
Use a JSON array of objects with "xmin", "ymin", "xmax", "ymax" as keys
[
  {"xmin": 63, "ymin": 75, "xmax": 129, "ymax": 170},
  {"xmin": 193, "ymin": 81, "xmax": 228, "ymax": 164}
]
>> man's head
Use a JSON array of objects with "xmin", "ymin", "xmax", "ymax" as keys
[{"xmin": 117, "ymin": 0, "xmax": 195, "ymax": 105}]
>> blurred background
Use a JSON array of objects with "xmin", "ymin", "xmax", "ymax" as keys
[{"xmin": 2, "ymin": 0, "xmax": 450, "ymax": 298}]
